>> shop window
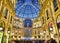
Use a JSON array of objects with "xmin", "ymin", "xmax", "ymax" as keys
[
  {"xmin": 46, "ymin": 10, "xmax": 49, "ymax": 19},
  {"xmin": 4, "ymin": 9, "xmax": 8, "ymax": 19},
  {"xmin": 53, "ymin": 0, "xmax": 58, "ymax": 12}
]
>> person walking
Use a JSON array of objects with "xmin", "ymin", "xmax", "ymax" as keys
[
  {"xmin": 11, "ymin": 40, "xmax": 16, "ymax": 43},
  {"xmin": 50, "ymin": 38, "xmax": 57, "ymax": 43}
]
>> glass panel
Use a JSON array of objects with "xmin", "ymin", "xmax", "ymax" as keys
[
  {"xmin": 24, "ymin": 14, "xmax": 28, "ymax": 18},
  {"xmin": 15, "ymin": 0, "xmax": 40, "ymax": 19},
  {"xmin": 53, "ymin": 0, "xmax": 58, "ymax": 11},
  {"xmin": 28, "ymin": 14, "xmax": 32, "ymax": 18},
  {"xmin": 24, "ymin": 0, "xmax": 32, "ymax": 3},
  {"xmin": 53, "ymin": 0, "xmax": 57, "ymax": 8}
]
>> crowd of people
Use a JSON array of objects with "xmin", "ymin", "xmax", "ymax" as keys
[{"xmin": 11, "ymin": 38, "xmax": 57, "ymax": 43}]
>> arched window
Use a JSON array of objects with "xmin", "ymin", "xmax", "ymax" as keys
[
  {"xmin": 24, "ymin": 19, "xmax": 32, "ymax": 27},
  {"xmin": 53, "ymin": 0, "xmax": 58, "ymax": 11},
  {"xmin": 57, "ymin": 15, "xmax": 60, "ymax": 28},
  {"xmin": 56, "ymin": 15, "xmax": 60, "ymax": 36}
]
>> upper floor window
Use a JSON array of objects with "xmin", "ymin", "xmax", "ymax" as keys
[
  {"xmin": 4, "ymin": 9, "xmax": 8, "ymax": 19},
  {"xmin": 46, "ymin": 10, "xmax": 49, "ymax": 19},
  {"xmin": 53, "ymin": 0, "xmax": 58, "ymax": 12}
]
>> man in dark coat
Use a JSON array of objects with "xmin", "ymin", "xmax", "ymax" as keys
[{"xmin": 50, "ymin": 38, "xmax": 57, "ymax": 43}]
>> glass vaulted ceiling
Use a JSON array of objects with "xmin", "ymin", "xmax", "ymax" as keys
[{"xmin": 15, "ymin": 0, "xmax": 40, "ymax": 19}]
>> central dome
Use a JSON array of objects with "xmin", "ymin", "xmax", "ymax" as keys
[{"xmin": 15, "ymin": 0, "xmax": 40, "ymax": 19}]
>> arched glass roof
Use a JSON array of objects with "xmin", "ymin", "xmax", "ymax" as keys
[{"xmin": 15, "ymin": 0, "xmax": 40, "ymax": 19}]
